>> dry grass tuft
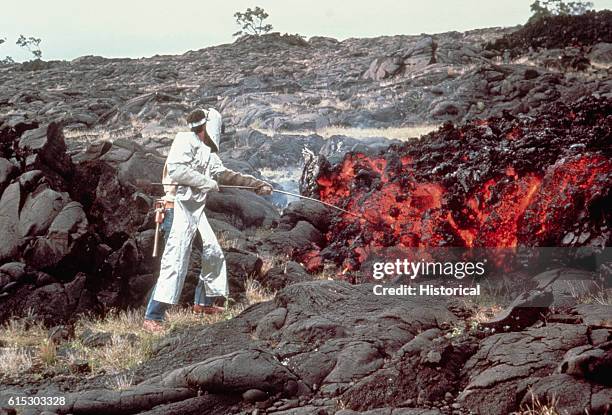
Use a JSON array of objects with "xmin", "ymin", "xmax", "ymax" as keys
[
  {"xmin": 105, "ymin": 372, "xmax": 135, "ymax": 391},
  {"xmin": 567, "ymin": 281, "xmax": 611, "ymax": 306},
  {"xmin": 469, "ymin": 303, "xmax": 504, "ymax": 326},
  {"xmin": 165, "ymin": 306, "xmax": 209, "ymax": 330},
  {"xmin": 312, "ymin": 262, "xmax": 340, "ymax": 281},
  {"xmin": 69, "ymin": 309, "xmax": 158, "ymax": 375},
  {"xmin": 217, "ymin": 232, "xmax": 242, "ymax": 250},
  {"xmin": 472, "ymin": 279, "xmax": 515, "ymax": 307},
  {"xmin": 461, "ymin": 281, "xmax": 511, "ymax": 329},
  {"xmin": 0, "ymin": 347, "xmax": 33, "ymax": 374},
  {"xmin": 38, "ymin": 339, "xmax": 58, "ymax": 367},
  {"xmin": 521, "ymin": 390, "xmax": 561, "ymax": 415},
  {"xmin": 0, "ymin": 292, "xmax": 269, "ymax": 378},
  {"xmin": 0, "ymin": 315, "xmax": 47, "ymax": 348},
  {"xmin": 0, "ymin": 315, "xmax": 57, "ymax": 375},
  {"xmin": 244, "ymin": 277, "xmax": 276, "ymax": 305},
  {"xmin": 260, "ymin": 259, "xmax": 274, "ymax": 276},
  {"xmin": 165, "ymin": 302, "xmax": 248, "ymax": 331},
  {"xmin": 0, "ymin": 313, "xmax": 47, "ymax": 376},
  {"xmin": 258, "ymin": 254, "xmax": 277, "ymax": 276},
  {"xmin": 78, "ymin": 309, "xmax": 146, "ymax": 337},
  {"xmin": 79, "ymin": 334, "xmax": 151, "ymax": 374},
  {"xmin": 254, "ymin": 251, "xmax": 294, "ymax": 276}
]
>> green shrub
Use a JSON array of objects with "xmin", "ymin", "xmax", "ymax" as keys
[
  {"xmin": 16, "ymin": 34, "xmax": 42, "ymax": 59},
  {"xmin": 529, "ymin": 0, "xmax": 593, "ymax": 22},
  {"xmin": 0, "ymin": 37, "xmax": 14, "ymax": 64},
  {"xmin": 233, "ymin": 6, "xmax": 273, "ymax": 37}
]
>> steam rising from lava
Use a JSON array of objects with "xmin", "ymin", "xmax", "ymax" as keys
[{"xmin": 307, "ymin": 97, "xmax": 612, "ymax": 271}]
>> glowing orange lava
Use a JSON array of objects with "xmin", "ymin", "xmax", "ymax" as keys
[{"xmin": 317, "ymin": 152, "xmax": 610, "ymax": 266}]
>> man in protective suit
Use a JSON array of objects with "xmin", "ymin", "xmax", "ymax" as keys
[{"xmin": 143, "ymin": 108, "xmax": 272, "ymax": 332}]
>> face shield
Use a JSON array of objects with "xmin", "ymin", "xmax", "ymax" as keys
[{"xmin": 189, "ymin": 110, "xmax": 220, "ymax": 153}]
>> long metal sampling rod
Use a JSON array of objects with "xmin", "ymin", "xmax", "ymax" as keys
[
  {"xmin": 142, "ymin": 181, "xmax": 374, "ymax": 223},
  {"xmin": 222, "ymin": 184, "xmax": 365, "ymax": 219}
]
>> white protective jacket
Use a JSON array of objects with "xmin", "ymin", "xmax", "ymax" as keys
[
  {"xmin": 162, "ymin": 109, "xmax": 266, "ymax": 202},
  {"xmin": 152, "ymin": 108, "xmax": 268, "ymax": 305}
]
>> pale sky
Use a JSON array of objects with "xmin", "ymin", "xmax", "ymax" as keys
[{"xmin": 1, "ymin": 0, "xmax": 611, "ymax": 61}]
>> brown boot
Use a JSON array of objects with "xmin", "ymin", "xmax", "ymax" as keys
[
  {"xmin": 143, "ymin": 319, "xmax": 165, "ymax": 333},
  {"xmin": 193, "ymin": 304, "xmax": 225, "ymax": 315}
]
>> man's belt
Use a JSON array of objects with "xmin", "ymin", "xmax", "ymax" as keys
[{"xmin": 155, "ymin": 200, "xmax": 174, "ymax": 210}]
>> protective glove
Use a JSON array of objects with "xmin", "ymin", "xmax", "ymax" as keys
[
  {"xmin": 198, "ymin": 178, "xmax": 219, "ymax": 193},
  {"xmin": 255, "ymin": 183, "xmax": 273, "ymax": 195}
]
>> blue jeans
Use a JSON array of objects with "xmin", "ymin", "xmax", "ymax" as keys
[{"xmin": 145, "ymin": 208, "xmax": 217, "ymax": 321}]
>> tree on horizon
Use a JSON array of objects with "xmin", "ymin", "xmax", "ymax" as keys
[{"xmin": 233, "ymin": 6, "xmax": 273, "ymax": 37}]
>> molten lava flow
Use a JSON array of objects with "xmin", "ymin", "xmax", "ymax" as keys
[
  {"xmin": 449, "ymin": 174, "xmax": 542, "ymax": 248},
  {"xmin": 298, "ymin": 246, "xmax": 324, "ymax": 273},
  {"xmin": 311, "ymin": 97, "xmax": 612, "ymax": 270},
  {"xmin": 519, "ymin": 154, "xmax": 612, "ymax": 245}
]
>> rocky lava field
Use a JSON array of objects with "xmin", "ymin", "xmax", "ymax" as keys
[{"xmin": 0, "ymin": 11, "xmax": 611, "ymax": 415}]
